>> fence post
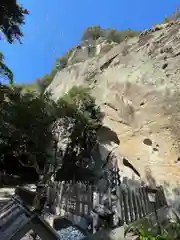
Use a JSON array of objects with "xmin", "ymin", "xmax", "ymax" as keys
[
  {"xmin": 116, "ymin": 185, "xmax": 124, "ymax": 225},
  {"xmin": 142, "ymin": 187, "xmax": 149, "ymax": 215},
  {"xmin": 123, "ymin": 193, "xmax": 129, "ymax": 224},
  {"xmin": 127, "ymin": 187, "xmax": 134, "ymax": 222},
  {"xmin": 108, "ymin": 186, "xmax": 112, "ymax": 208},
  {"xmin": 139, "ymin": 188, "xmax": 146, "ymax": 217},
  {"xmin": 136, "ymin": 189, "xmax": 143, "ymax": 218},
  {"xmin": 75, "ymin": 182, "xmax": 80, "ymax": 216},
  {"xmin": 88, "ymin": 184, "xmax": 93, "ymax": 215},
  {"xmin": 155, "ymin": 189, "xmax": 161, "ymax": 209},
  {"xmin": 122, "ymin": 185, "xmax": 129, "ymax": 224},
  {"xmin": 132, "ymin": 190, "xmax": 138, "ymax": 220},
  {"xmin": 159, "ymin": 186, "xmax": 167, "ymax": 206},
  {"xmin": 92, "ymin": 188, "xmax": 100, "ymax": 233}
]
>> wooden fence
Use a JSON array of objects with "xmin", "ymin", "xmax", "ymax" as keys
[
  {"xmin": 110, "ymin": 184, "xmax": 166, "ymax": 225},
  {"xmin": 47, "ymin": 180, "xmax": 167, "ymax": 226},
  {"xmin": 47, "ymin": 181, "xmax": 94, "ymax": 217}
]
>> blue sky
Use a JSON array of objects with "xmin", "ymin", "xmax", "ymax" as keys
[{"xmin": 0, "ymin": 0, "xmax": 179, "ymax": 84}]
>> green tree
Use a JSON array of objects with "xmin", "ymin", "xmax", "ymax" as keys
[
  {"xmin": 0, "ymin": 52, "xmax": 13, "ymax": 84},
  {"xmin": 54, "ymin": 47, "xmax": 75, "ymax": 71},
  {"xmin": 0, "ymin": 85, "xmax": 103, "ymax": 182},
  {"xmin": 105, "ymin": 28, "xmax": 124, "ymax": 43},
  {"xmin": 105, "ymin": 28, "xmax": 139, "ymax": 43},
  {"xmin": 56, "ymin": 86, "xmax": 103, "ymax": 170},
  {"xmin": 0, "ymin": 86, "xmax": 56, "ymax": 176},
  {"xmin": 81, "ymin": 26, "xmax": 103, "ymax": 41},
  {"xmin": 0, "ymin": 0, "xmax": 29, "ymax": 43},
  {"xmin": 81, "ymin": 26, "xmax": 139, "ymax": 44},
  {"xmin": 55, "ymin": 55, "xmax": 69, "ymax": 70},
  {"xmin": 0, "ymin": 0, "xmax": 29, "ymax": 85}
]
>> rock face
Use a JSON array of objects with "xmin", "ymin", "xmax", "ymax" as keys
[
  {"xmin": 67, "ymin": 38, "xmax": 117, "ymax": 65},
  {"xmin": 47, "ymin": 21, "xmax": 180, "ymax": 206}
]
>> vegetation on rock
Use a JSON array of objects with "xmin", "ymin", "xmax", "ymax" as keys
[
  {"xmin": 164, "ymin": 5, "xmax": 180, "ymax": 22},
  {"xmin": 55, "ymin": 48, "xmax": 75, "ymax": 69},
  {"xmin": 81, "ymin": 25, "xmax": 140, "ymax": 43},
  {"xmin": 36, "ymin": 74, "xmax": 55, "ymax": 94},
  {"xmin": 36, "ymin": 48, "xmax": 75, "ymax": 94},
  {"xmin": 81, "ymin": 26, "xmax": 103, "ymax": 41}
]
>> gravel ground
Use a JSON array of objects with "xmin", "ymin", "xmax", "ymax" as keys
[
  {"xmin": 57, "ymin": 226, "xmax": 85, "ymax": 240},
  {"xmin": 20, "ymin": 227, "xmax": 86, "ymax": 240}
]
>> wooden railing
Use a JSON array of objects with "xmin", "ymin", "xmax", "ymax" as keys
[
  {"xmin": 15, "ymin": 178, "xmax": 167, "ymax": 228},
  {"xmin": 94, "ymin": 184, "xmax": 167, "ymax": 225},
  {"xmin": 46, "ymin": 181, "xmax": 167, "ymax": 226}
]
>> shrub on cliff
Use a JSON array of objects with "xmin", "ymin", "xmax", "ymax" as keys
[
  {"xmin": 36, "ymin": 74, "xmax": 54, "ymax": 94},
  {"xmin": 55, "ymin": 48, "xmax": 75, "ymax": 70},
  {"xmin": 105, "ymin": 28, "xmax": 140, "ymax": 43},
  {"xmin": 164, "ymin": 5, "xmax": 180, "ymax": 22},
  {"xmin": 81, "ymin": 26, "xmax": 140, "ymax": 44},
  {"xmin": 36, "ymin": 48, "xmax": 76, "ymax": 94},
  {"xmin": 81, "ymin": 26, "xmax": 103, "ymax": 41}
]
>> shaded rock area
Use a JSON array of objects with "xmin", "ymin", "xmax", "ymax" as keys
[{"xmin": 46, "ymin": 21, "xmax": 180, "ymax": 209}]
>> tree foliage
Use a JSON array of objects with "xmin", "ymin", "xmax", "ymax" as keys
[
  {"xmin": 0, "ymin": 1, "xmax": 29, "ymax": 85},
  {"xmin": 0, "ymin": 86, "xmax": 56, "ymax": 176},
  {"xmin": 55, "ymin": 86, "xmax": 103, "ymax": 169},
  {"xmin": 0, "ymin": 0, "xmax": 29, "ymax": 43},
  {"xmin": 81, "ymin": 26, "xmax": 140, "ymax": 43},
  {"xmin": 81, "ymin": 26, "xmax": 103, "ymax": 41},
  {"xmin": 0, "ymin": 52, "xmax": 14, "ymax": 84},
  {"xmin": 55, "ymin": 54, "xmax": 69, "ymax": 70},
  {"xmin": 0, "ymin": 85, "xmax": 103, "ymax": 182}
]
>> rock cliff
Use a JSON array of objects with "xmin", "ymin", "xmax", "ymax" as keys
[{"xmin": 47, "ymin": 21, "xmax": 180, "ymax": 206}]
